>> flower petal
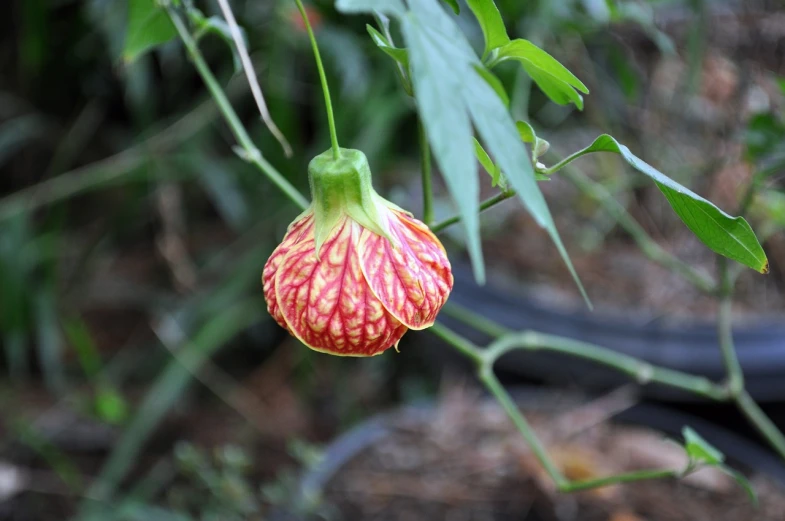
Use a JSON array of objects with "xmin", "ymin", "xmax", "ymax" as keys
[
  {"xmin": 275, "ymin": 217, "xmax": 406, "ymax": 356},
  {"xmin": 358, "ymin": 209, "xmax": 453, "ymax": 329},
  {"xmin": 263, "ymin": 212, "xmax": 315, "ymax": 330}
]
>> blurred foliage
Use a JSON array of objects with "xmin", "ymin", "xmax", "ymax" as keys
[{"xmin": 0, "ymin": 0, "xmax": 783, "ymax": 519}]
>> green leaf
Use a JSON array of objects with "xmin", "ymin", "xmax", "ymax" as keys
[
  {"xmin": 95, "ymin": 388, "xmax": 130, "ymax": 425},
  {"xmin": 515, "ymin": 121, "xmax": 550, "ymax": 161},
  {"xmin": 123, "ymin": 0, "xmax": 177, "ymax": 63},
  {"xmin": 473, "ymin": 138, "xmax": 504, "ymax": 188},
  {"xmin": 442, "ymin": 0, "xmax": 460, "ymax": 14},
  {"xmin": 475, "ymin": 137, "xmax": 548, "ymax": 185},
  {"xmin": 552, "ymin": 135, "xmax": 769, "ymax": 273},
  {"xmin": 466, "ymin": 0, "xmax": 510, "ymax": 57},
  {"xmin": 474, "ymin": 65, "xmax": 509, "ymax": 107},
  {"xmin": 338, "ymin": 0, "xmax": 588, "ymax": 301},
  {"xmin": 494, "ymin": 39, "xmax": 588, "ymax": 109},
  {"xmin": 682, "ymin": 426, "xmax": 724, "ymax": 465},
  {"xmin": 367, "ymin": 25, "xmax": 409, "ymax": 70}
]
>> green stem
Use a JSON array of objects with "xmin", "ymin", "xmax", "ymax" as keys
[
  {"xmin": 431, "ymin": 190, "xmax": 516, "ymax": 233},
  {"xmin": 428, "ymin": 323, "xmax": 483, "ymax": 364},
  {"xmin": 479, "ymin": 368, "xmax": 568, "ymax": 488},
  {"xmin": 735, "ymin": 390, "xmax": 785, "ymax": 461},
  {"xmin": 418, "ymin": 119, "xmax": 434, "ymax": 226},
  {"xmin": 293, "ymin": 0, "xmax": 340, "ymax": 160},
  {"xmin": 442, "ymin": 303, "xmax": 511, "ymax": 338},
  {"xmin": 166, "ymin": 8, "xmax": 308, "ymax": 210},
  {"xmin": 561, "ymin": 468, "xmax": 679, "ymax": 492},
  {"xmin": 716, "ymin": 257, "xmax": 744, "ymax": 396},
  {"xmin": 561, "ymin": 166, "xmax": 716, "ymax": 294},
  {"xmin": 484, "ymin": 332, "xmax": 727, "ymax": 401}
]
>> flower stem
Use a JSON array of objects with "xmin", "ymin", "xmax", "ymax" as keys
[
  {"xmin": 418, "ymin": 119, "xmax": 434, "ymax": 226},
  {"xmin": 166, "ymin": 8, "xmax": 308, "ymax": 210},
  {"xmin": 293, "ymin": 0, "xmax": 341, "ymax": 160}
]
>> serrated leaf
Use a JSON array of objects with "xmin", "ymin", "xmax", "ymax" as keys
[
  {"xmin": 338, "ymin": 0, "xmax": 588, "ymax": 301},
  {"xmin": 474, "ymin": 65, "xmax": 509, "ymax": 107},
  {"xmin": 551, "ymin": 135, "xmax": 769, "ymax": 273},
  {"xmin": 494, "ymin": 39, "xmax": 588, "ymax": 109},
  {"xmin": 442, "ymin": 0, "xmax": 460, "ymax": 14},
  {"xmin": 367, "ymin": 25, "xmax": 409, "ymax": 69},
  {"xmin": 466, "ymin": 0, "xmax": 510, "ymax": 57},
  {"xmin": 124, "ymin": 0, "xmax": 177, "ymax": 63},
  {"xmin": 682, "ymin": 426, "xmax": 724, "ymax": 465}
]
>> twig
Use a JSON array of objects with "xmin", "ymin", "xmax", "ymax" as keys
[
  {"xmin": 431, "ymin": 190, "xmax": 516, "ymax": 233},
  {"xmin": 215, "ymin": 0, "xmax": 292, "ymax": 157},
  {"xmin": 166, "ymin": 7, "xmax": 308, "ymax": 210}
]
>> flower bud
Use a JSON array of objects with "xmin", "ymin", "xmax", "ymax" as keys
[{"xmin": 263, "ymin": 148, "xmax": 453, "ymax": 356}]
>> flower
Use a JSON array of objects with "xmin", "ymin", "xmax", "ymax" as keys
[{"xmin": 263, "ymin": 148, "xmax": 453, "ymax": 356}]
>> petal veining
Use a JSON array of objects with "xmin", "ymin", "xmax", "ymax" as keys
[
  {"xmin": 275, "ymin": 217, "xmax": 406, "ymax": 355},
  {"xmin": 262, "ymin": 212, "xmax": 315, "ymax": 330},
  {"xmin": 358, "ymin": 209, "xmax": 453, "ymax": 329}
]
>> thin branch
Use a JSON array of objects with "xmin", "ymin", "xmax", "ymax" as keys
[
  {"xmin": 479, "ymin": 368, "xmax": 568, "ymax": 488},
  {"xmin": 735, "ymin": 390, "xmax": 785, "ymax": 461},
  {"xmin": 167, "ymin": 7, "xmax": 308, "ymax": 210},
  {"xmin": 431, "ymin": 190, "xmax": 516, "ymax": 233},
  {"xmin": 483, "ymin": 331, "xmax": 727, "ymax": 401},
  {"xmin": 215, "ymin": 0, "xmax": 292, "ymax": 157},
  {"xmin": 716, "ymin": 257, "xmax": 744, "ymax": 396},
  {"xmin": 428, "ymin": 323, "xmax": 483, "ymax": 363},
  {"xmin": 560, "ymin": 468, "xmax": 679, "ymax": 492}
]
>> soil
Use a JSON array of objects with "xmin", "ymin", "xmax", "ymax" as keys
[{"xmin": 319, "ymin": 390, "xmax": 785, "ymax": 521}]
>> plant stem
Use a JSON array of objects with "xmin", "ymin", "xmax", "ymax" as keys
[
  {"xmin": 483, "ymin": 331, "xmax": 726, "ymax": 400},
  {"xmin": 428, "ymin": 323, "xmax": 483, "ymax": 363},
  {"xmin": 431, "ymin": 190, "xmax": 516, "ymax": 233},
  {"xmin": 166, "ymin": 8, "xmax": 308, "ymax": 210},
  {"xmin": 479, "ymin": 368, "xmax": 568, "ymax": 488},
  {"xmin": 716, "ymin": 257, "xmax": 744, "ymax": 396},
  {"xmin": 293, "ymin": 0, "xmax": 341, "ymax": 160},
  {"xmin": 418, "ymin": 119, "xmax": 434, "ymax": 226},
  {"xmin": 735, "ymin": 390, "xmax": 785, "ymax": 461},
  {"xmin": 215, "ymin": 0, "xmax": 292, "ymax": 157},
  {"xmin": 561, "ymin": 166, "xmax": 717, "ymax": 294},
  {"xmin": 442, "ymin": 303, "xmax": 511, "ymax": 338},
  {"xmin": 561, "ymin": 468, "xmax": 679, "ymax": 492}
]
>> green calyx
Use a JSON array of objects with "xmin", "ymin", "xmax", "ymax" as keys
[{"xmin": 308, "ymin": 148, "xmax": 396, "ymax": 256}]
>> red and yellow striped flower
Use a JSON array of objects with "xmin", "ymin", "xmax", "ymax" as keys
[{"xmin": 263, "ymin": 148, "xmax": 453, "ymax": 356}]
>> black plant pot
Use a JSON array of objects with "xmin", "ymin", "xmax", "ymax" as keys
[
  {"xmin": 290, "ymin": 390, "xmax": 785, "ymax": 518},
  {"xmin": 441, "ymin": 263, "xmax": 785, "ymax": 402}
]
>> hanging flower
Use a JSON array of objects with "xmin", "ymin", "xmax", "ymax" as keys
[{"xmin": 263, "ymin": 148, "xmax": 453, "ymax": 356}]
